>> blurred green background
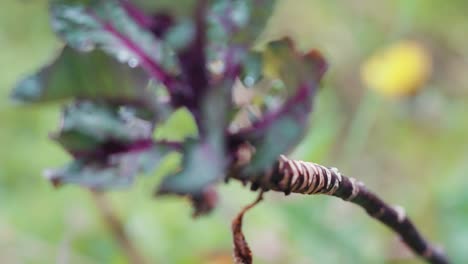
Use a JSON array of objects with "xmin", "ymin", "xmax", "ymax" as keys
[{"xmin": 1, "ymin": 0, "xmax": 468, "ymax": 263}]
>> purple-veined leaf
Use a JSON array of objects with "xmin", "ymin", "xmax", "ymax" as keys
[
  {"xmin": 51, "ymin": 101, "xmax": 153, "ymax": 158},
  {"xmin": 230, "ymin": 39, "xmax": 327, "ymax": 176},
  {"xmin": 174, "ymin": 0, "xmax": 209, "ymax": 113},
  {"xmin": 155, "ymin": 52, "xmax": 239, "ymax": 194},
  {"xmin": 156, "ymin": 79, "xmax": 231, "ymax": 195},
  {"xmin": 205, "ymin": 0, "xmax": 276, "ymax": 84},
  {"xmin": 235, "ymin": 84, "xmax": 315, "ymax": 175},
  {"xmin": 207, "ymin": 0, "xmax": 277, "ymax": 49},
  {"xmin": 48, "ymin": 100, "xmax": 179, "ymax": 189},
  {"xmin": 45, "ymin": 143, "xmax": 173, "ymax": 189},
  {"xmin": 51, "ymin": 0, "xmax": 178, "ymax": 88},
  {"xmin": 121, "ymin": 0, "xmax": 175, "ymax": 38},
  {"xmin": 155, "ymin": 36, "xmax": 243, "ymax": 196},
  {"xmin": 11, "ymin": 47, "xmax": 149, "ymax": 103}
]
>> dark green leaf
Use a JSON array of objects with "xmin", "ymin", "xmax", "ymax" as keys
[
  {"xmin": 11, "ymin": 47, "xmax": 149, "ymax": 103},
  {"xmin": 157, "ymin": 80, "xmax": 230, "ymax": 195},
  {"xmin": 240, "ymin": 0, "xmax": 277, "ymax": 43},
  {"xmin": 156, "ymin": 139, "xmax": 225, "ymax": 195},
  {"xmin": 51, "ymin": 0, "xmax": 178, "ymax": 83},
  {"xmin": 262, "ymin": 38, "xmax": 308, "ymax": 91},
  {"xmin": 240, "ymin": 51, "xmax": 263, "ymax": 87},
  {"xmin": 233, "ymin": 39, "xmax": 326, "ymax": 176},
  {"xmin": 205, "ymin": 0, "xmax": 276, "ymax": 83},
  {"xmin": 208, "ymin": 0, "xmax": 277, "ymax": 46},
  {"xmin": 46, "ymin": 144, "xmax": 171, "ymax": 189},
  {"xmin": 131, "ymin": 0, "xmax": 197, "ymax": 17},
  {"xmin": 60, "ymin": 102, "xmax": 152, "ymax": 142},
  {"xmin": 51, "ymin": 102, "xmax": 153, "ymax": 156},
  {"xmin": 52, "ymin": 130, "xmax": 101, "ymax": 156},
  {"xmin": 241, "ymin": 89, "xmax": 313, "ymax": 175}
]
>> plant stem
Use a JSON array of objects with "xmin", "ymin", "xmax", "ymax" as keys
[
  {"xmin": 231, "ymin": 155, "xmax": 450, "ymax": 264},
  {"xmin": 90, "ymin": 191, "xmax": 149, "ymax": 264},
  {"xmin": 232, "ymin": 191, "xmax": 264, "ymax": 264}
]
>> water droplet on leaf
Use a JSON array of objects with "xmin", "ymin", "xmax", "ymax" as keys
[
  {"xmin": 243, "ymin": 76, "xmax": 255, "ymax": 87},
  {"xmin": 79, "ymin": 41, "xmax": 95, "ymax": 52},
  {"xmin": 128, "ymin": 58, "xmax": 139, "ymax": 68},
  {"xmin": 117, "ymin": 50, "xmax": 131, "ymax": 63}
]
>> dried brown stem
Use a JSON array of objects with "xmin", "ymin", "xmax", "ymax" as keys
[
  {"xmin": 232, "ymin": 191, "xmax": 264, "ymax": 264},
  {"xmin": 231, "ymin": 155, "xmax": 450, "ymax": 264},
  {"xmin": 90, "ymin": 191, "xmax": 149, "ymax": 264}
]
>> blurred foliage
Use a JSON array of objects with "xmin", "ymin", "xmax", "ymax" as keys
[{"xmin": 1, "ymin": 0, "xmax": 468, "ymax": 263}]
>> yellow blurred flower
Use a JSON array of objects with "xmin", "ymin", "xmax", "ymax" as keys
[{"xmin": 361, "ymin": 40, "xmax": 432, "ymax": 97}]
